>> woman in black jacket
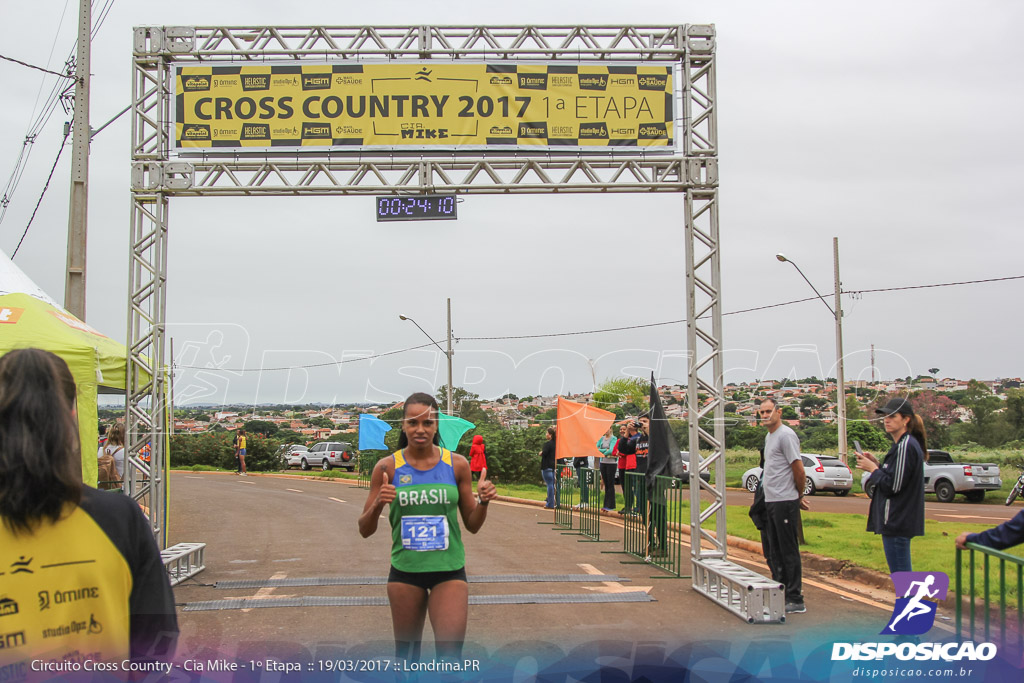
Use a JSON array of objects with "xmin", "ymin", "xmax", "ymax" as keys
[
  {"xmin": 540, "ymin": 426, "xmax": 558, "ymax": 508},
  {"xmin": 857, "ymin": 398, "xmax": 926, "ymax": 573}
]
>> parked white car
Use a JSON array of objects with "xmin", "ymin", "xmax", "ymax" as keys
[
  {"xmin": 277, "ymin": 443, "xmax": 308, "ymax": 467},
  {"xmin": 681, "ymin": 452, "xmax": 711, "ymax": 485},
  {"xmin": 742, "ymin": 453, "xmax": 853, "ymax": 496}
]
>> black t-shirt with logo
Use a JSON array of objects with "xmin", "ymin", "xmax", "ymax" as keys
[{"xmin": 0, "ymin": 486, "xmax": 178, "ymax": 668}]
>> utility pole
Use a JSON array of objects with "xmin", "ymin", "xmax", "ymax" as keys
[
  {"xmin": 64, "ymin": 0, "xmax": 91, "ymax": 319},
  {"xmin": 833, "ymin": 237, "xmax": 847, "ymax": 464},
  {"xmin": 446, "ymin": 297, "xmax": 453, "ymax": 415},
  {"xmin": 776, "ymin": 240, "xmax": 847, "ymax": 463},
  {"xmin": 871, "ymin": 344, "xmax": 876, "ymax": 383}
]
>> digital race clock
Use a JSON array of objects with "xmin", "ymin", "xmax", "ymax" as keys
[{"xmin": 376, "ymin": 195, "xmax": 458, "ymax": 222}]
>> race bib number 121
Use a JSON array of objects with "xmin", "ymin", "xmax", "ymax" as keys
[{"xmin": 400, "ymin": 515, "xmax": 450, "ymax": 551}]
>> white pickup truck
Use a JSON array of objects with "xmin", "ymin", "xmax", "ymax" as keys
[{"xmin": 862, "ymin": 449, "xmax": 1002, "ymax": 503}]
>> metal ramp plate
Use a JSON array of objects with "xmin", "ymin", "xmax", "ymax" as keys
[
  {"xmin": 214, "ymin": 574, "xmax": 630, "ymax": 589},
  {"xmin": 161, "ymin": 542, "xmax": 206, "ymax": 587},
  {"xmin": 183, "ymin": 591, "xmax": 653, "ymax": 612},
  {"xmin": 692, "ymin": 558, "xmax": 785, "ymax": 624}
]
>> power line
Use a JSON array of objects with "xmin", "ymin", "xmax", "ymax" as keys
[
  {"xmin": 456, "ymin": 295, "xmax": 826, "ymax": 341},
  {"xmin": 847, "ymin": 274, "xmax": 1024, "ymax": 295},
  {"xmin": 10, "ymin": 129, "xmax": 70, "ymax": 258},
  {"xmin": 176, "ymin": 342, "xmax": 438, "ymax": 372},
  {"xmin": 0, "ymin": 52, "xmax": 76, "ymax": 80},
  {"xmin": 456, "ymin": 275, "xmax": 1024, "ymax": 342},
  {"xmin": 171, "ymin": 273, "xmax": 1024, "ymax": 373},
  {"xmin": 1, "ymin": 0, "xmax": 116, "ymax": 230}
]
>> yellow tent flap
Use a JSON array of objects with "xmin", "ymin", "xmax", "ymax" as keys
[{"xmin": 0, "ymin": 292, "xmax": 137, "ymax": 485}]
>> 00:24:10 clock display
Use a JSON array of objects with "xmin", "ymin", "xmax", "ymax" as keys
[{"xmin": 376, "ymin": 195, "xmax": 458, "ymax": 222}]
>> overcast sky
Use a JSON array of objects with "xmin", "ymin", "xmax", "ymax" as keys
[{"xmin": 2, "ymin": 1, "xmax": 1023, "ymax": 406}]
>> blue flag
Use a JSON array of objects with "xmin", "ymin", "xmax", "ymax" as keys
[
  {"xmin": 438, "ymin": 412, "xmax": 475, "ymax": 451},
  {"xmin": 358, "ymin": 413, "xmax": 392, "ymax": 450}
]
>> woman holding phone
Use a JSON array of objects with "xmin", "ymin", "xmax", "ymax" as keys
[{"xmin": 856, "ymin": 398, "xmax": 926, "ymax": 573}]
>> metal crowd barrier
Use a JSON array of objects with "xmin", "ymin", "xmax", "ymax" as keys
[
  {"xmin": 956, "ymin": 543, "xmax": 1024, "ymax": 653},
  {"xmin": 356, "ymin": 453, "xmax": 385, "ymax": 489},
  {"xmin": 622, "ymin": 472, "xmax": 647, "ymax": 557},
  {"xmin": 578, "ymin": 467, "xmax": 602, "ymax": 541},
  {"xmin": 621, "ymin": 473, "xmax": 687, "ymax": 578},
  {"xmin": 646, "ymin": 475, "xmax": 687, "ymax": 577},
  {"xmin": 554, "ymin": 466, "xmax": 576, "ymax": 529}
]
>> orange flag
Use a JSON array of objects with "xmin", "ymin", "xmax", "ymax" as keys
[{"xmin": 554, "ymin": 397, "xmax": 616, "ymax": 461}]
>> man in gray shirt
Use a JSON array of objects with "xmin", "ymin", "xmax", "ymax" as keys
[{"xmin": 759, "ymin": 397, "xmax": 810, "ymax": 614}]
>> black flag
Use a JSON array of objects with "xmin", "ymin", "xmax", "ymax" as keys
[{"xmin": 646, "ymin": 372, "xmax": 686, "ymax": 492}]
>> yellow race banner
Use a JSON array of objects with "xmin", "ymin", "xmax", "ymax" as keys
[{"xmin": 174, "ymin": 63, "xmax": 674, "ymax": 151}]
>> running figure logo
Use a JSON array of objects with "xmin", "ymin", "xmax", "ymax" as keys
[{"xmin": 882, "ymin": 571, "xmax": 949, "ymax": 635}]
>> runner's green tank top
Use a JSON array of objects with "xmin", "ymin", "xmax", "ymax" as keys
[{"xmin": 388, "ymin": 448, "xmax": 464, "ymax": 572}]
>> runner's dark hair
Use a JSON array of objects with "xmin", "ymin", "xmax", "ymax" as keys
[
  {"xmin": 398, "ymin": 392, "xmax": 442, "ymax": 448},
  {"xmin": 0, "ymin": 348, "xmax": 82, "ymax": 535}
]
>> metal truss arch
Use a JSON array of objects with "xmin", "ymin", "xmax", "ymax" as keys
[{"xmin": 126, "ymin": 23, "xmax": 777, "ymax": 621}]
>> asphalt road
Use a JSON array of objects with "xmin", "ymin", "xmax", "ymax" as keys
[{"xmin": 166, "ymin": 471, "xmax": 921, "ymax": 671}]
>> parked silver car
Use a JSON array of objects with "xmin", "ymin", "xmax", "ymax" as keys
[
  {"xmin": 287, "ymin": 441, "xmax": 356, "ymax": 471},
  {"xmin": 742, "ymin": 453, "xmax": 853, "ymax": 496},
  {"xmin": 860, "ymin": 449, "xmax": 1000, "ymax": 503}
]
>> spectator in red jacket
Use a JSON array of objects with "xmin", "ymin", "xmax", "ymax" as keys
[{"xmin": 468, "ymin": 434, "xmax": 487, "ymax": 481}]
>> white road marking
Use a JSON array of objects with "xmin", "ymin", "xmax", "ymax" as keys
[
  {"xmin": 328, "ymin": 497, "xmax": 347, "ymax": 504},
  {"xmin": 242, "ymin": 571, "xmax": 293, "ymax": 613},
  {"xmin": 229, "ymin": 560, "xmax": 258, "ymax": 564},
  {"xmin": 934, "ymin": 514, "xmax": 1012, "ymax": 521},
  {"xmin": 272, "ymin": 558, "xmax": 301, "ymax": 563},
  {"xmin": 577, "ymin": 563, "xmax": 652, "ymax": 594},
  {"xmin": 239, "ymin": 480, "xmax": 256, "ymax": 485},
  {"xmin": 184, "ymin": 476, "xmax": 204, "ymax": 479},
  {"xmin": 285, "ymin": 488, "xmax": 304, "ymax": 493}
]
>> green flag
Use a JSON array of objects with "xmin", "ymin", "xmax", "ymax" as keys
[{"xmin": 438, "ymin": 412, "xmax": 475, "ymax": 451}]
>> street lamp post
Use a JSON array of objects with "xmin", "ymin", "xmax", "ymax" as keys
[
  {"xmin": 776, "ymin": 237, "xmax": 847, "ymax": 463},
  {"xmin": 399, "ymin": 298, "xmax": 454, "ymax": 414}
]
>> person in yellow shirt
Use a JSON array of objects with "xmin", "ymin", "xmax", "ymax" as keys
[
  {"xmin": 0, "ymin": 348, "xmax": 178, "ymax": 674},
  {"xmin": 236, "ymin": 429, "xmax": 248, "ymax": 475}
]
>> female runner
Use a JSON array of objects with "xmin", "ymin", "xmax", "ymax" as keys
[{"xmin": 358, "ymin": 392, "xmax": 496, "ymax": 661}]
